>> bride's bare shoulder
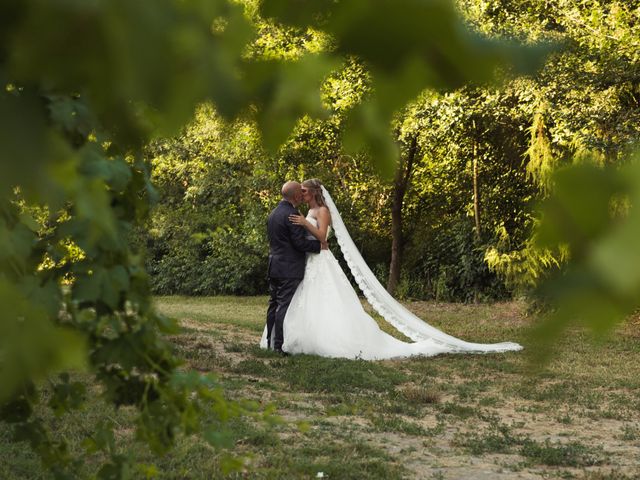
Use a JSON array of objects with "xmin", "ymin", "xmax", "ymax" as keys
[{"xmin": 318, "ymin": 206, "xmax": 330, "ymax": 219}]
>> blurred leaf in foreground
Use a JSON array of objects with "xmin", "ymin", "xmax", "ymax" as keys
[
  {"xmin": 242, "ymin": 54, "xmax": 340, "ymax": 150},
  {"xmin": 533, "ymin": 151, "xmax": 640, "ymax": 358},
  {"xmin": 0, "ymin": 279, "xmax": 87, "ymax": 403},
  {"xmin": 261, "ymin": 0, "xmax": 554, "ymax": 176}
]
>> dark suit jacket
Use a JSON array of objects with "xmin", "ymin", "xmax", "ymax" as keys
[{"xmin": 267, "ymin": 200, "xmax": 321, "ymax": 279}]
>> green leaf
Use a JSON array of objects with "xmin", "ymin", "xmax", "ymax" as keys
[
  {"xmin": 204, "ymin": 428, "xmax": 234, "ymax": 449},
  {"xmin": 74, "ymin": 268, "xmax": 108, "ymax": 304},
  {"xmin": 96, "ymin": 455, "xmax": 132, "ymax": 480},
  {"xmin": 536, "ymin": 164, "xmax": 623, "ymax": 250},
  {"xmin": 342, "ymin": 103, "xmax": 399, "ymax": 179},
  {"xmin": 0, "ymin": 90, "xmax": 47, "ymax": 197},
  {"xmin": 17, "ymin": 277, "xmax": 61, "ymax": 319},
  {"xmin": 47, "ymin": 94, "xmax": 95, "ymax": 138},
  {"xmin": 94, "ymin": 421, "xmax": 117, "ymax": 454},
  {"xmin": 534, "ymin": 152, "xmax": 640, "ymax": 347},
  {"xmin": 219, "ymin": 454, "xmax": 244, "ymax": 475},
  {"xmin": 0, "ymin": 382, "xmax": 36, "ymax": 423},
  {"xmin": 261, "ymin": 0, "xmax": 553, "ymax": 175},
  {"xmin": 0, "ymin": 219, "xmax": 37, "ymax": 273},
  {"xmin": 105, "ymin": 158, "xmax": 133, "ymax": 192},
  {"xmin": 48, "ymin": 376, "xmax": 87, "ymax": 416},
  {"xmin": 588, "ymin": 162, "xmax": 640, "ymax": 296},
  {"xmin": 243, "ymin": 54, "xmax": 338, "ymax": 150},
  {"xmin": 154, "ymin": 313, "xmax": 181, "ymax": 335},
  {"xmin": 110, "ymin": 265, "xmax": 130, "ymax": 294},
  {"xmin": 0, "ymin": 279, "xmax": 87, "ymax": 402},
  {"xmin": 263, "ymin": 0, "xmax": 552, "ymax": 84},
  {"xmin": 74, "ymin": 179, "xmax": 118, "ymax": 242}
]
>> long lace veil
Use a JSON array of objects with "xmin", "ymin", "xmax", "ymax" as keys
[{"xmin": 321, "ymin": 186, "xmax": 522, "ymax": 353}]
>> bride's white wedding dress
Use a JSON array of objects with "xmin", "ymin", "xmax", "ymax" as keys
[{"xmin": 260, "ymin": 187, "xmax": 522, "ymax": 360}]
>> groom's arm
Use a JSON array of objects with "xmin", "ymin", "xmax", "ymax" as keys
[{"xmin": 288, "ymin": 220, "xmax": 321, "ymax": 253}]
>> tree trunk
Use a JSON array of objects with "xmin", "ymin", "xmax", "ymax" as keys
[{"xmin": 387, "ymin": 135, "xmax": 419, "ymax": 295}]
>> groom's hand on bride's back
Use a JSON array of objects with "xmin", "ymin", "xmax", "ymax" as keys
[{"xmin": 321, "ymin": 241, "xmax": 328, "ymax": 250}]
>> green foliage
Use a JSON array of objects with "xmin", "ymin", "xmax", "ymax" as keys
[
  {"xmin": 532, "ymin": 155, "xmax": 640, "ymax": 355},
  {"xmin": 454, "ymin": 0, "xmax": 640, "ymax": 305},
  {"xmin": 141, "ymin": 0, "xmax": 640, "ymax": 314},
  {"xmin": 485, "ymin": 229, "xmax": 566, "ymax": 296},
  {"xmin": 140, "ymin": 105, "xmax": 269, "ymax": 296},
  {"xmin": 399, "ymin": 218, "xmax": 508, "ymax": 302},
  {"xmin": 136, "ymin": 0, "xmax": 556, "ymax": 302},
  {"xmin": 141, "ymin": 99, "xmax": 390, "ymax": 296},
  {"xmin": 145, "ymin": 82, "xmax": 536, "ymax": 301},
  {"xmin": 262, "ymin": 0, "xmax": 551, "ymax": 176},
  {"xmin": 525, "ymin": 102, "xmax": 556, "ymax": 192},
  {"xmin": 388, "ymin": 84, "xmax": 540, "ymax": 300},
  {"xmin": 0, "ymin": 0, "xmax": 263, "ymax": 475},
  {"xmin": 0, "ymin": 0, "xmax": 548, "ymax": 474}
]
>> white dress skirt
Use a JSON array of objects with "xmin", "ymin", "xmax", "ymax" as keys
[{"xmin": 260, "ymin": 219, "xmax": 456, "ymax": 360}]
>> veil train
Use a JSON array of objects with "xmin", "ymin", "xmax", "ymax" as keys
[{"xmin": 321, "ymin": 186, "xmax": 522, "ymax": 354}]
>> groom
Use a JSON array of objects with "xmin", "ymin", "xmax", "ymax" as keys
[{"xmin": 266, "ymin": 181, "xmax": 325, "ymax": 355}]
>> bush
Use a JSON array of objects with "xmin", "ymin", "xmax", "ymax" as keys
[
  {"xmin": 400, "ymin": 218, "xmax": 509, "ymax": 302},
  {"xmin": 146, "ymin": 224, "xmax": 268, "ymax": 296}
]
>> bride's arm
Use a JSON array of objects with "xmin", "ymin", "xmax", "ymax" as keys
[{"xmin": 289, "ymin": 207, "xmax": 330, "ymax": 242}]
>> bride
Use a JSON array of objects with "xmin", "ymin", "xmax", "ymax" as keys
[{"xmin": 260, "ymin": 178, "xmax": 522, "ymax": 360}]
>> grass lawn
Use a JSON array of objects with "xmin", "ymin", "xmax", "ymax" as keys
[{"xmin": 2, "ymin": 296, "xmax": 640, "ymax": 479}]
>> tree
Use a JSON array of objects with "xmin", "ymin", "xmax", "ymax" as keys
[
  {"xmin": 387, "ymin": 134, "xmax": 419, "ymax": 295},
  {"xmin": 456, "ymin": 0, "xmax": 640, "ymax": 349}
]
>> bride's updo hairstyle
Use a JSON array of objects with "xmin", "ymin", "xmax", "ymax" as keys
[{"xmin": 302, "ymin": 178, "xmax": 326, "ymax": 207}]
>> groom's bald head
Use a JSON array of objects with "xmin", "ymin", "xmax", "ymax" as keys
[{"xmin": 281, "ymin": 181, "xmax": 302, "ymax": 206}]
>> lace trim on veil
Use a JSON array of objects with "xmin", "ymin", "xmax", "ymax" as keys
[{"xmin": 321, "ymin": 186, "xmax": 522, "ymax": 354}]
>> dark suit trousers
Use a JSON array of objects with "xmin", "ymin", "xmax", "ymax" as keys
[{"xmin": 266, "ymin": 277, "xmax": 301, "ymax": 350}]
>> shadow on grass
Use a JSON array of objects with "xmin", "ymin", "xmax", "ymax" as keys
[{"xmin": 233, "ymin": 355, "xmax": 408, "ymax": 394}]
